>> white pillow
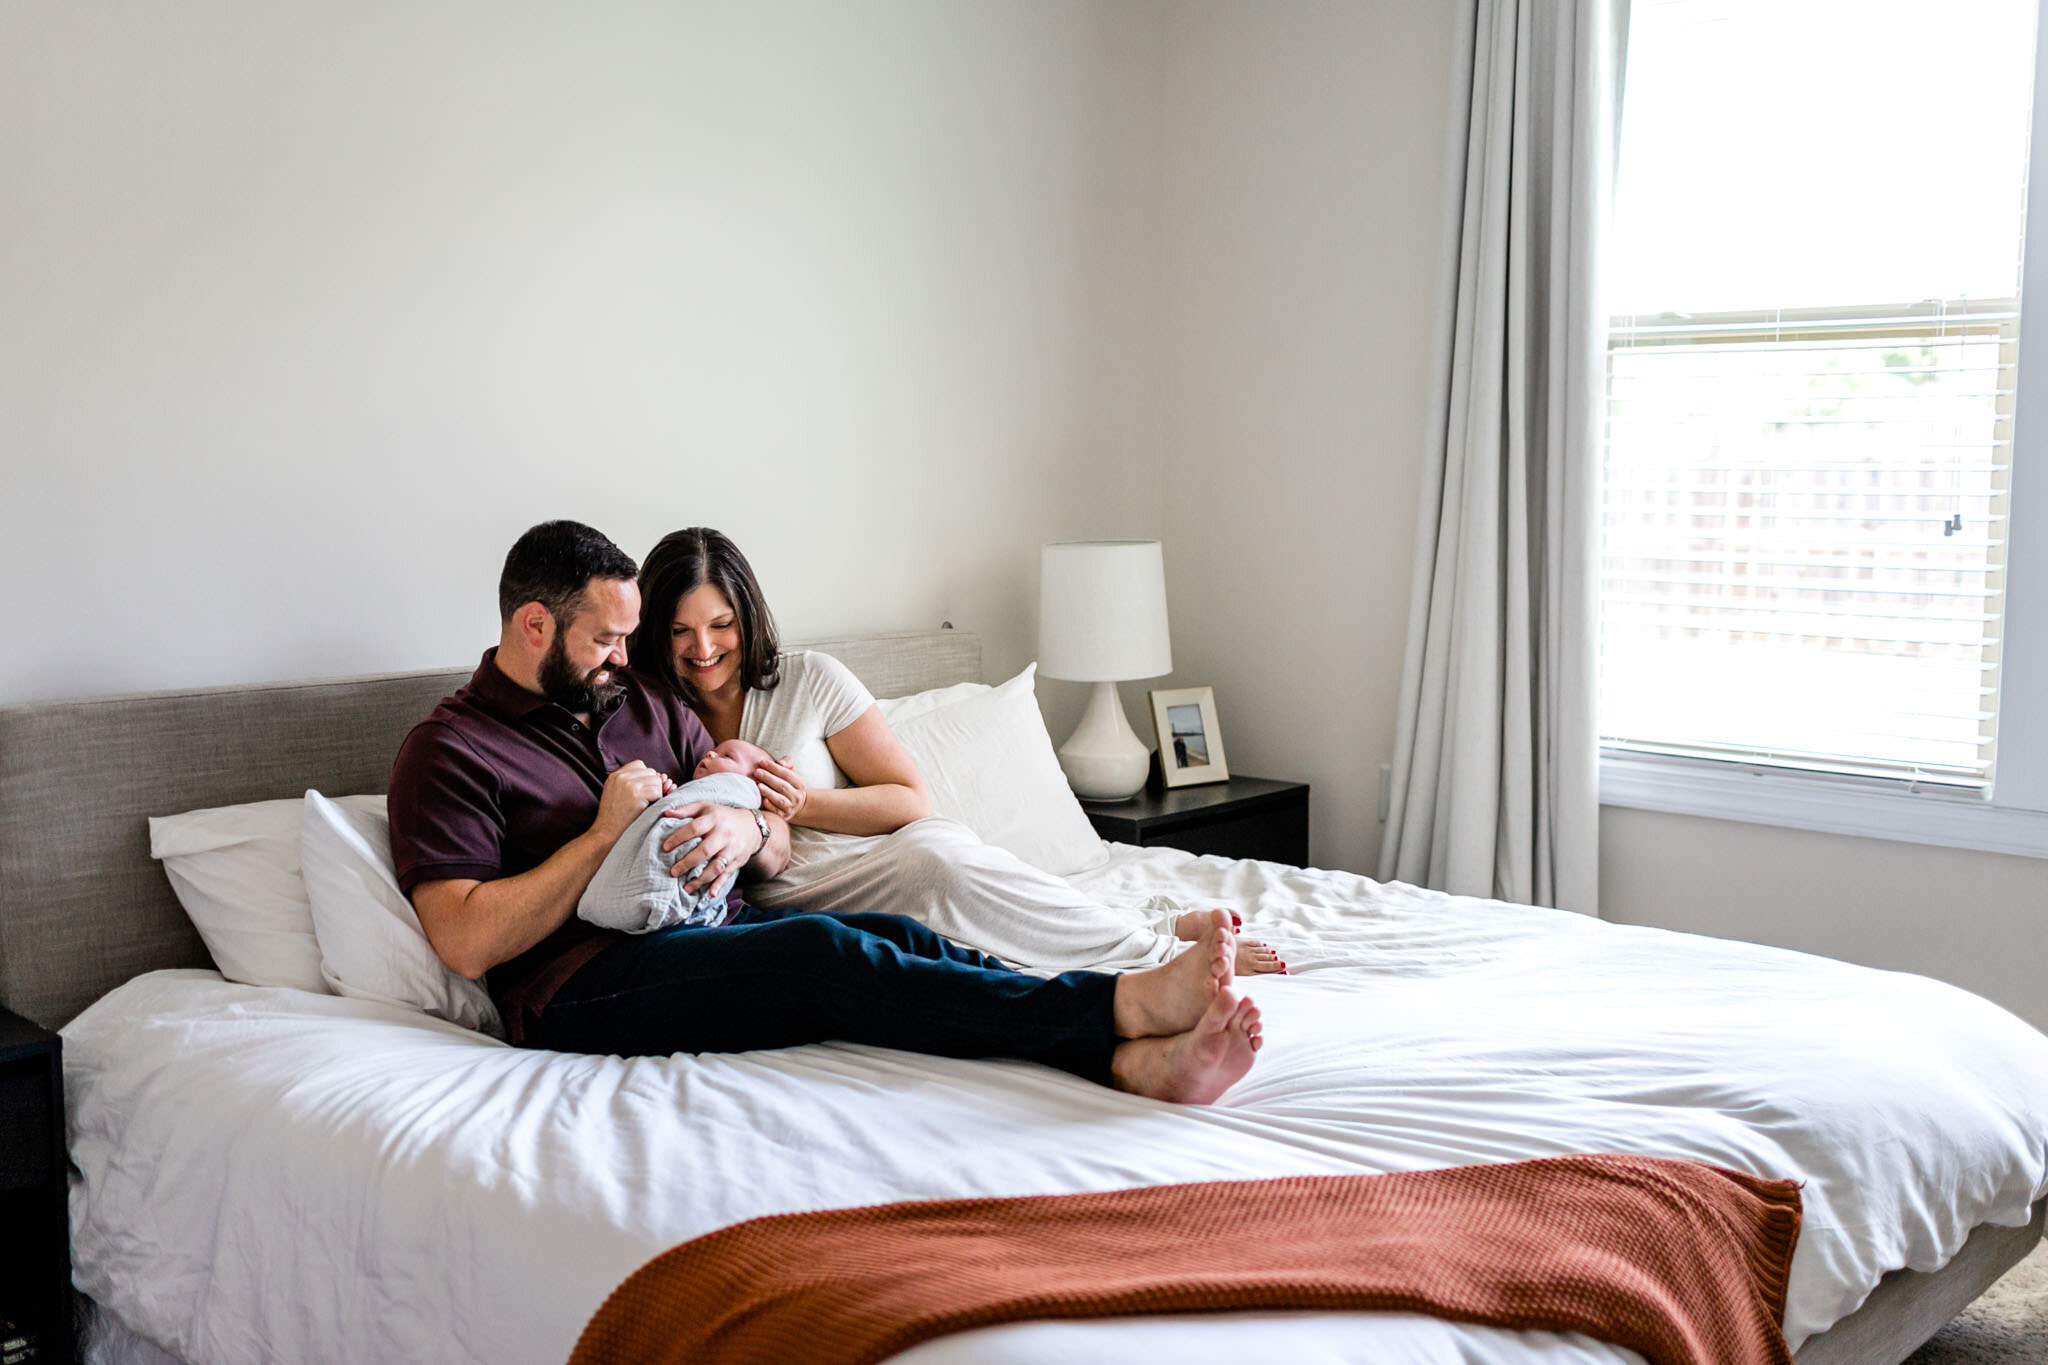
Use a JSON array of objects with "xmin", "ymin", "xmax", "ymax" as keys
[
  {"xmin": 149, "ymin": 794, "xmax": 381, "ymax": 993},
  {"xmin": 300, "ymin": 790, "xmax": 503, "ymax": 1037},
  {"xmin": 879, "ymin": 663, "xmax": 1108, "ymax": 876},
  {"xmin": 876, "ymin": 677, "xmax": 989, "ymax": 726}
]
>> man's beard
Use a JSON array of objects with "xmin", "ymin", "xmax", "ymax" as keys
[{"xmin": 538, "ymin": 636, "xmax": 624, "ymax": 713}]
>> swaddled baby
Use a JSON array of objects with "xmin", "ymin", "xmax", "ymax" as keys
[{"xmin": 577, "ymin": 739, "xmax": 771, "ymax": 933}]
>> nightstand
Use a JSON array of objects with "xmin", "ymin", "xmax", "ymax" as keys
[
  {"xmin": 0, "ymin": 1008, "xmax": 72, "ymax": 1365},
  {"xmin": 1079, "ymin": 776, "xmax": 1310, "ymax": 866}
]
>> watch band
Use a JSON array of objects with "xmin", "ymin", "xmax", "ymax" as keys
[{"xmin": 751, "ymin": 807, "xmax": 772, "ymax": 853}]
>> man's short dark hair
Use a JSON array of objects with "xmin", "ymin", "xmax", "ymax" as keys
[{"xmin": 498, "ymin": 521, "xmax": 639, "ymax": 624}]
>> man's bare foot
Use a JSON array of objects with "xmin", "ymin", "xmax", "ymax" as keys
[
  {"xmin": 1113, "ymin": 910, "xmax": 1233, "ymax": 1038},
  {"xmin": 1174, "ymin": 909, "xmax": 1242, "ymax": 940},
  {"xmin": 1237, "ymin": 939, "xmax": 1287, "ymax": 975},
  {"xmin": 1111, "ymin": 991, "xmax": 1262, "ymax": 1104}
]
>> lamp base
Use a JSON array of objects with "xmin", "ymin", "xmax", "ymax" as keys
[{"xmin": 1057, "ymin": 681, "xmax": 1152, "ymax": 801}]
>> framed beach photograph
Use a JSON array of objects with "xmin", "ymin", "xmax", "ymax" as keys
[{"xmin": 1149, "ymin": 686, "xmax": 1229, "ymax": 788}]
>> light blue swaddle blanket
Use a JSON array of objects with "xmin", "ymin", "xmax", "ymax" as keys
[{"xmin": 577, "ymin": 771, "xmax": 761, "ymax": 933}]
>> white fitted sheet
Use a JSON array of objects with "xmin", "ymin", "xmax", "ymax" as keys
[{"xmin": 65, "ymin": 845, "xmax": 2048, "ymax": 1365}]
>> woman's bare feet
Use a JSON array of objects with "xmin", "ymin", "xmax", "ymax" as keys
[
  {"xmin": 1113, "ymin": 910, "xmax": 1233, "ymax": 1038},
  {"xmin": 1111, "ymin": 991, "xmax": 1263, "ymax": 1104},
  {"xmin": 1174, "ymin": 909, "xmax": 1242, "ymax": 940},
  {"xmin": 1237, "ymin": 939, "xmax": 1287, "ymax": 975}
]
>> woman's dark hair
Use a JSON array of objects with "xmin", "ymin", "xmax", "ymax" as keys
[{"xmin": 631, "ymin": 527, "xmax": 782, "ymax": 709}]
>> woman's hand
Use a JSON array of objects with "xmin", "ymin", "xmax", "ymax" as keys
[{"xmin": 753, "ymin": 756, "xmax": 808, "ymax": 823}]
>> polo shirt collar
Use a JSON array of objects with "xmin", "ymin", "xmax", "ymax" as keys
[{"xmin": 467, "ymin": 648, "xmax": 629, "ymax": 725}]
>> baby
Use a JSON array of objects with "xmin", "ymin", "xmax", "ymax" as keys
[
  {"xmin": 692, "ymin": 738, "xmax": 774, "ymax": 783},
  {"xmin": 577, "ymin": 740, "xmax": 774, "ymax": 934}
]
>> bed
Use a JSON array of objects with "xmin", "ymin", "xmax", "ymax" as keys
[{"xmin": 2, "ymin": 628, "xmax": 2044, "ymax": 1365}]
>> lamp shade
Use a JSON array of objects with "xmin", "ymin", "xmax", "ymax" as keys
[{"xmin": 1037, "ymin": 540, "xmax": 1172, "ymax": 682}]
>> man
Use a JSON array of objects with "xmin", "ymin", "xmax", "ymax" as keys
[{"xmin": 388, "ymin": 520, "xmax": 1262, "ymax": 1104}]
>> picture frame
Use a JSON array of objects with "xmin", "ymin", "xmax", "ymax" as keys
[{"xmin": 1149, "ymin": 686, "xmax": 1229, "ymax": 788}]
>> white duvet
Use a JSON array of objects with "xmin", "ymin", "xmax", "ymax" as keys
[{"xmin": 65, "ymin": 846, "xmax": 2048, "ymax": 1365}]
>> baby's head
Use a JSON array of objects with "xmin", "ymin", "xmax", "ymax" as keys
[{"xmin": 694, "ymin": 738, "xmax": 773, "ymax": 781}]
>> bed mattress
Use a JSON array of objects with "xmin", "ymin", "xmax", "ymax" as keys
[{"xmin": 63, "ymin": 845, "xmax": 2048, "ymax": 1364}]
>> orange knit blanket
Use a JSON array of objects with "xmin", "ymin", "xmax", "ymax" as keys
[{"xmin": 569, "ymin": 1153, "xmax": 1801, "ymax": 1365}]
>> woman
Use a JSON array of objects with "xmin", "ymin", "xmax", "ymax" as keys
[{"xmin": 628, "ymin": 527, "xmax": 1286, "ymax": 976}]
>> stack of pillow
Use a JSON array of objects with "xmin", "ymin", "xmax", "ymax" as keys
[
  {"xmin": 150, "ymin": 789, "xmax": 502, "ymax": 1035},
  {"xmin": 147, "ymin": 664, "xmax": 1108, "ymax": 1035},
  {"xmin": 871, "ymin": 664, "xmax": 1107, "ymax": 878}
]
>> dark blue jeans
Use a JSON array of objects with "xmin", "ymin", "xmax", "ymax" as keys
[{"xmin": 524, "ymin": 906, "xmax": 1119, "ymax": 1084}]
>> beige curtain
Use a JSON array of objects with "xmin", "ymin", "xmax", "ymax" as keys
[{"xmin": 1377, "ymin": 0, "xmax": 1626, "ymax": 914}]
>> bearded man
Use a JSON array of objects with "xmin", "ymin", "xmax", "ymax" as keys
[{"xmin": 387, "ymin": 520, "xmax": 780, "ymax": 1034}]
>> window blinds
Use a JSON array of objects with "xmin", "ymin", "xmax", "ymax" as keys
[{"xmin": 1600, "ymin": 297, "xmax": 2014, "ymax": 787}]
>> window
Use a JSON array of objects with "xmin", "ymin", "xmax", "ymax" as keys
[{"xmin": 1599, "ymin": 0, "xmax": 2048, "ymax": 854}]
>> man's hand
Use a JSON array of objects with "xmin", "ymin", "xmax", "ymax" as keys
[
  {"xmin": 592, "ymin": 760, "xmax": 671, "ymax": 844},
  {"xmin": 412, "ymin": 763, "xmax": 684, "ymax": 981},
  {"xmin": 660, "ymin": 802, "xmax": 765, "ymax": 894}
]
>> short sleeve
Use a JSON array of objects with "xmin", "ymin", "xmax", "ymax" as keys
[
  {"xmin": 387, "ymin": 721, "xmax": 505, "ymax": 895},
  {"xmin": 798, "ymin": 651, "xmax": 876, "ymax": 736},
  {"xmin": 741, "ymin": 652, "xmax": 880, "ymax": 793}
]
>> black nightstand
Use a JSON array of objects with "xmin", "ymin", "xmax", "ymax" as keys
[
  {"xmin": 0, "ymin": 1008, "xmax": 72, "ymax": 1365},
  {"xmin": 1079, "ymin": 776, "xmax": 1310, "ymax": 866}
]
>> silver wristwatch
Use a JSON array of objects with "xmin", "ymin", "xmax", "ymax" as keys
[{"xmin": 751, "ymin": 807, "xmax": 772, "ymax": 853}]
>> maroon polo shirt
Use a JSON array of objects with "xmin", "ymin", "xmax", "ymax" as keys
[{"xmin": 387, "ymin": 650, "xmax": 713, "ymax": 1036}]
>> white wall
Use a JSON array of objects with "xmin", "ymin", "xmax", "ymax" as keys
[
  {"xmin": 0, "ymin": 1, "xmax": 1165, "ymax": 705},
  {"xmin": 1602, "ymin": 810, "xmax": 2048, "ymax": 1031},
  {"xmin": 1154, "ymin": 1, "xmax": 1458, "ymax": 874}
]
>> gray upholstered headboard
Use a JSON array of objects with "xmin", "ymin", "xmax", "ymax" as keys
[{"xmin": 0, "ymin": 629, "xmax": 981, "ymax": 1029}]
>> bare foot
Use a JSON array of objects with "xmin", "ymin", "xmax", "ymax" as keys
[
  {"xmin": 1113, "ymin": 910, "xmax": 1233, "ymax": 1038},
  {"xmin": 1111, "ymin": 991, "xmax": 1262, "ymax": 1104},
  {"xmin": 1237, "ymin": 939, "xmax": 1287, "ymax": 975},
  {"xmin": 1174, "ymin": 909, "xmax": 1242, "ymax": 940}
]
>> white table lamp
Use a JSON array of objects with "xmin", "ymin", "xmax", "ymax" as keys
[{"xmin": 1038, "ymin": 540, "xmax": 1172, "ymax": 800}]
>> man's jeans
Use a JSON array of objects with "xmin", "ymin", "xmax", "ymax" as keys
[{"xmin": 524, "ymin": 906, "xmax": 1119, "ymax": 1085}]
